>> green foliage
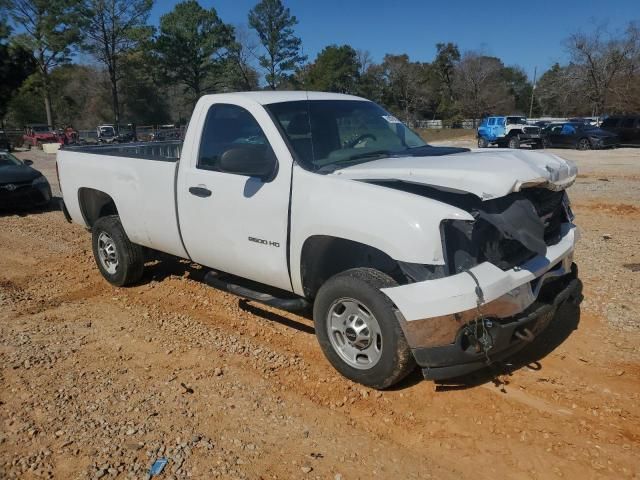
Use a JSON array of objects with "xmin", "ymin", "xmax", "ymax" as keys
[
  {"xmin": 305, "ymin": 45, "xmax": 360, "ymax": 94},
  {"xmin": 0, "ymin": 20, "xmax": 37, "ymax": 122},
  {"xmin": 5, "ymin": 74, "xmax": 45, "ymax": 126},
  {"xmin": 248, "ymin": 0, "xmax": 306, "ymax": 89},
  {"xmin": 501, "ymin": 66, "xmax": 533, "ymax": 114},
  {"xmin": 5, "ymin": 0, "xmax": 82, "ymax": 126},
  {"xmin": 430, "ymin": 42, "xmax": 460, "ymax": 118},
  {"xmin": 119, "ymin": 50, "xmax": 172, "ymax": 125},
  {"xmin": 155, "ymin": 0, "xmax": 234, "ymax": 104}
]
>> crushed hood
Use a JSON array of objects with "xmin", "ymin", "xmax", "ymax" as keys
[{"xmin": 331, "ymin": 149, "xmax": 577, "ymax": 200}]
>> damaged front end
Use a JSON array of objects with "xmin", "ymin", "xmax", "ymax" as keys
[
  {"xmin": 441, "ymin": 187, "xmax": 572, "ymax": 274},
  {"xmin": 380, "ymin": 184, "xmax": 581, "ymax": 381}
]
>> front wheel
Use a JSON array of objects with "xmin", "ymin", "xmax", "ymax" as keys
[
  {"xmin": 577, "ymin": 138, "xmax": 591, "ymax": 150},
  {"xmin": 91, "ymin": 215, "xmax": 144, "ymax": 286},
  {"xmin": 313, "ymin": 268, "xmax": 415, "ymax": 389},
  {"xmin": 508, "ymin": 136, "xmax": 520, "ymax": 149}
]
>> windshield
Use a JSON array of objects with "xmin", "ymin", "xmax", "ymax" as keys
[
  {"xmin": 506, "ymin": 117, "xmax": 527, "ymax": 125},
  {"xmin": 266, "ymin": 100, "xmax": 427, "ymax": 172},
  {"xmin": 31, "ymin": 126, "xmax": 49, "ymax": 133},
  {"xmin": 99, "ymin": 127, "xmax": 115, "ymax": 136},
  {"xmin": 0, "ymin": 152, "xmax": 22, "ymax": 167}
]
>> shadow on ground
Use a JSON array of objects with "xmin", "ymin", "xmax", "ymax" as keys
[
  {"xmin": 139, "ymin": 255, "xmax": 583, "ymax": 392},
  {"xmin": 0, "ymin": 196, "xmax": 62, "ymax": 217},
  {"xmin": 428, "ymin": 300, "xmax": 582, "ymax": 392}
]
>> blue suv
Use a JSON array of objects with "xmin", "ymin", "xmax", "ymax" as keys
[{"xmin": 477, "ymin": 116, "xmax": 543, "ymax": 149}]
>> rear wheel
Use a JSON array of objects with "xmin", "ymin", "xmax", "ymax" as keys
[
  {"xmin": 91, "ymin": 215, "xmax": 144, "ymax": 286},
  {"xmin": 313, "ymin": 268, "xmax": 415, "ymax": 389},
  {"xmin": 508, "ymin": 135, "xmax": 520, "ymax": 149},
  {"xmin": 577, "ymin": 138, "xmax": 591, "ymax": 150},
  {"xmin": 477, "ymin": 137, "xmax": 488, "ymax": 148}
]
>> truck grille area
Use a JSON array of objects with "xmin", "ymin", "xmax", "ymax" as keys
[
  {"xmin": 523, "ymin": 126, "xmax": 541, "ymax": 135},
  {"xmin": 442, "ymin": 188, "xmax": 568, "ymax": 273}
]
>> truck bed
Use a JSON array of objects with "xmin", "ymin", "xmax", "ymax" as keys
[
  {"xmin": 63, "ymin": 141, "xmax": 182, "ymax": 161},
  {"xmin": 57, "ymin": 141, "xmax": 188, "ymax": 259}
]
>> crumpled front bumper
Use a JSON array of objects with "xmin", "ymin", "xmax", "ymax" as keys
[{"xmin": 381, "ymin": 223, "xmax": 580, "ymax": 380}]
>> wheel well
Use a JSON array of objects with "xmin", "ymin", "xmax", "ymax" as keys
[
  {"xmin": 507, "ymin": 129, "xmax": 523, "ymax": 137},
  {"xmin": 300, "ymin": 236, "xmax": 407, "ymax": 299},
  {"xmin": 78, "ymin": 188, "xmax": 118, "ymax": 228}
]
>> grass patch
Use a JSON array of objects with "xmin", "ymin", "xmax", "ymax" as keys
[{"xmin": 417, "ymin": 128, "xmax": 476, "ymax": 143}]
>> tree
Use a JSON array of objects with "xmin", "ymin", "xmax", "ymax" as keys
[
  {"xmin": 535, "ymin": 63, "xmax": 577, "ymax": 116},
  {"xmin": 4, "ymin": 0, "xmax": 80, "ymax": 127},
  {"xmin": 501, "ymin": 66, "xmax": 533, "ymax": 114},
  {"xmin": 381, "ymin": 54, "xmax": 431, "ymax": 123},
  {"xmin": 565, "ymin": 22, "xmax": 640, "ymax": 115},
  {"xmin": 79, "ymin": 0, "xmax": 153, "ymax": 126},
  {"xmin": 155, "ymin": 1, "xmax": 234, "ymax": 105},
  {"xmin": 120, "ymin": 49, "xmax": 172, "ymax": 125},
  {"xmin": 0, "ymin": 20, "xmax": 37, "ymax": 125},
  {"xmin": 305, "ymin": 44, "xmax": 360, "ymax": 94},
  {"xmin": 453, "ymin": 52, "xmax": 513, "ymax": 124},
  {"xmin": 222, "ymin": 25, "xmax": 260, "ymax": 92},
  {"xmin": 433, "ymin": 43, "xmax": 460, "ymax": 102},
  {"xmin": 248, "ymin": 0, "xmax": 306, "ymax": 89}
]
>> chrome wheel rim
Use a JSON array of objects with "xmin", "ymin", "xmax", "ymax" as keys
[
  {"xmin": 327, "ymin": 298, "xmax": 383, "ymax": 370},
  {"xmin": 97, "ymin": 232, "xmax": 118, "ymax": 274}
]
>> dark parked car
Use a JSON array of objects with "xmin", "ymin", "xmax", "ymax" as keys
[
  {"xmin": 0, "ymin": 151, "xmax": 52, "ymax": 209},
  {"xmin": 600, "ymin": 116, "xmax": 640, "ymax": 146},
  {"xmin": 542, "ymin": 122, "xmax": 619, "ymax": 150}
]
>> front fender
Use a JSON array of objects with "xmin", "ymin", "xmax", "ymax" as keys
[{"xmin": 289, "ymin": 166, "xmax": 473, "ymax": 296}]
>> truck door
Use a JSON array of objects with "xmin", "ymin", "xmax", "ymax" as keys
[
  {"xmin": 487, "ymin": 117, "xmax": 496, "ymax": 140},
  {"xmin": 494, "ymin": 117, "xmax": 506, "ymax": 140},
  {"xmin": 176, "ymin": 99, "xmax": 294, "ymax": 291}
]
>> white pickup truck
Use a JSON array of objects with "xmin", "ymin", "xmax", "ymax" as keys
[{"xmin": 57, "ymin": 91, "xmax": 581, "ymax": 389}]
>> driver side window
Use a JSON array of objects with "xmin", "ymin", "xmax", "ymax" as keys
[{"xmin": 197, "ymin": 104, "xmax": 269, "ymax": 171}]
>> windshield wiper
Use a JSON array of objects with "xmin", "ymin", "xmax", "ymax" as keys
[{"xmin": 345, "ymin": 149, "xmax": 394, "ymax": 162}]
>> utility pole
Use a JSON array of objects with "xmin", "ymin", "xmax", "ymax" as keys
[{"xmin": 529, "ymin": 66, "xmax": 537, "ymax": 119}]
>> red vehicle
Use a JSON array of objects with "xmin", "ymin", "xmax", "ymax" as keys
[
  {"xmin": 57, "ymin": 126, "xmax": 79, "ymax": 145},
  {"xmin": 23, "ymin": 124, "xmax": 58, "ymax": 149}
]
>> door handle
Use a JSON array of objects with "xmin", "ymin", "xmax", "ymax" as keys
[{"xmin": 189, "ymin": 186, "xmax": 212, "ymax": 198}]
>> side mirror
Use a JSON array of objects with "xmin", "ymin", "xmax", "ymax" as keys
[
  {"xmin": 23, "ymin": 159, "xmax": 34, "ymax": 166},
  {"xmin": 219, "ymin": 144, "xmax": 277, "ymax": 180}
]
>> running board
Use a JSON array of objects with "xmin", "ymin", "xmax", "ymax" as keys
[{"xmin": 203, "ymin": 271, "xmax": 309, "ymax": 312}]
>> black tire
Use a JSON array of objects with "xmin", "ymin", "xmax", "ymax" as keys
[
  {"xmin": 313, "ymin": 268, "xmax": 415, "ymax": 389},
  {"xmin": 577, "ymin": 137, "xmax": 591, "ymax": 150},
  {"xmin": 91, "ymin": 215, "xmax": 144, "ymax": 287},
  {"xmin": 543, "ymin": 137, "xmax": 551, "ymax": 148},
  {"xmin": 508, "ymin": 135, "xmax": 520, "ymax": 149},
  {"xmin": 477, "ymin": 137, "xmax": 488, "ymax": 148},
  {"xmin": 531, "ymin": 140, "xmax": 543, "ymax": 149}
]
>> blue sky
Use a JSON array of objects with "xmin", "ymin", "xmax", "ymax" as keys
[{"xmin": 151, "ymin": 0, "xmax": 637, "ymax": 79}]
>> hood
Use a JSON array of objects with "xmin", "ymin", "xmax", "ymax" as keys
[
  {"xmin": 0, "ymin": 165, "xmax": 41, "ymax": 183},
  {"xmin": 331, "ymin": 149, "xmax": 577, "ymax": 200}
]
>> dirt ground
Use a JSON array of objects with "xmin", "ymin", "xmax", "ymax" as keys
[{"xmin": 1, "ymin": 143, "xmax": 639, "ymax": 479}]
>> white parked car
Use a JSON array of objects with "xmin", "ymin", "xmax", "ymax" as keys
[{"xmin": 57, "ymin": 92, "xmax": 581, "ymax": 389}]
